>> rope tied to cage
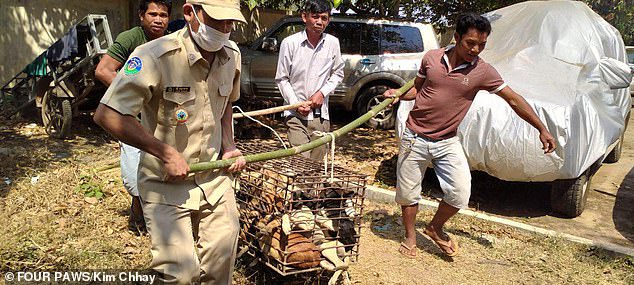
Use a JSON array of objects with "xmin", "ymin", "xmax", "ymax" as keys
[
  {"xmin": 312, "ymin": 131, "xmax": 336, "ymax": 183},
  {"xmin": 232, "ymin": 105, "xmax": 288, "ymax": 149}
]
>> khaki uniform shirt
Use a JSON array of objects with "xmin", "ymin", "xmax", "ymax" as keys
[{"xmin": 100, "ymin": 28, "xmax": 241, "ymax": 209}]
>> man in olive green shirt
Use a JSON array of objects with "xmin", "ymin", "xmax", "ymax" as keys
[
  {"xmin": 105, "ymin": 26, "xmax": 153, "ymax": 65},
  {"xmin": 95, "ymin": 0, "xmax": 171, "ymax": 235}
]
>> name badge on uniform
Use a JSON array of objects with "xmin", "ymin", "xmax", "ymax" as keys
[
  {"xmin": 165, "ymin": 87, "xmax": 191, "ymax": 93},
  {"xmin": 164, "ymin": 86, "xmax": 193, "ymax": 125}
]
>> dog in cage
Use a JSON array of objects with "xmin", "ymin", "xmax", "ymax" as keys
[{"xmin": 235, "ymin": 159, "xmax": 363, "ymax": 274}]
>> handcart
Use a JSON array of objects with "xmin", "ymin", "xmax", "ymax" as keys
[{"xmin": 0, "ymin": 14, "xmax": 113, "ymax": 138}]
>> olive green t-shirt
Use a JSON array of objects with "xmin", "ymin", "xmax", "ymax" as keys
[{"xmin": 106, "ymin": 26, "xmax": 149, "ymax": 64}]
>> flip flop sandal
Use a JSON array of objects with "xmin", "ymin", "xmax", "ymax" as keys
[
  {"xmin": 434, "ymin": 237, "xmax": 459, "ymax": 257},
  {"xmin": 398, "ymin": 242, "xmax": 418, "ymax": 258},
  {"xmin": 423, "ymin": 229, "xmax": 459, "ymax": 257}
]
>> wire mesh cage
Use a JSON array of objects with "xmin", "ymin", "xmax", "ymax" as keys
[
  {"xmin": 234, "ymin": 140, "xmax": 367, "ymax": 276},
  {"xmin": 233, "ymin": 98, "xmax": 279, "ymax": 139}
]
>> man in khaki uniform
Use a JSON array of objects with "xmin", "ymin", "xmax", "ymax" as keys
[{"xmin": 93, "ymin": 0, "xmax": 247, "ymax": 283}]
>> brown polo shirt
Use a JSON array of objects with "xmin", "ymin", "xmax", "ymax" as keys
[
  {"xmin": 100, "ymin": 28, "xmax": 241, "ymax": 209},
  {"xmin": 407, "ymin": 46, "xmax": 506, "ymax": 140}
]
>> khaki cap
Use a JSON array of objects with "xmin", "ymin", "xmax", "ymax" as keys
[{"xmin": 186, "ymin": 0, "xmax": 246, "ymax": 23}]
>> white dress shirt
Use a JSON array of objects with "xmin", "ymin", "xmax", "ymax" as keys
[{"xmin": 275, "ymin": 30, "xmax": 344, "ymax": 120}]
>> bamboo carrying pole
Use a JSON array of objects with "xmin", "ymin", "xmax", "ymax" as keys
[
  {"xmin": 189, "ymin": 78, "xmax": 415, "ymax": 173},
  {"xmin": 232, "ymin": 102, "xmax": 306, "ymax": 119}
]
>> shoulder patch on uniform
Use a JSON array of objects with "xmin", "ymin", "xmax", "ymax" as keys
[{"xmin": 124, "ymin": 56, "xmax": 143, "ymax": 76}]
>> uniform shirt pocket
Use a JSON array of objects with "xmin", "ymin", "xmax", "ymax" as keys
[
  {"xmin": 212, "ymin": 82, "xmax": 231, "ymax": 118},
  {"xmin": 218, "ymin": 83, "xmax": 232, "ymax": 97},
  {"xmin": 159, "ymin": 88, "xmax": 196, "ymax": 126}
]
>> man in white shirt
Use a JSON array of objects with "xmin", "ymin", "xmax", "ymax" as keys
[{"xmin": 275, "ymin": 0, "xmax": 344, "ymax": 160}]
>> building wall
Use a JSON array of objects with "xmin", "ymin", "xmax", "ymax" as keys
[
  {"xmin": 0, "ymin": 0, "xmax": 131, "ymax": 85},
  {"xmin": 0, "ymin": 1, "xmax": 289, "ymax": 85}
]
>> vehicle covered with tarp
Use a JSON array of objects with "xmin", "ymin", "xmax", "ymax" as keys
[{"xmin": 397, "ymin": 0, "xmax": 632, "ymax": 217}]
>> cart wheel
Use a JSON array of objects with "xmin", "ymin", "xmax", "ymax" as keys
[{"xmin": 41, "ymin": 89, "xmax": 72, "ymax": 139}]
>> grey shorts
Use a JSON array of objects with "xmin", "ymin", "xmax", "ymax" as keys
[{"xmin": 396, "ymin": 128, "xmax": 472, "ymax": 209}]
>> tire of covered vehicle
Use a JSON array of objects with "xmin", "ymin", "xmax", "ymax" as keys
[
  {"xmin": 604, "ymin": 134, "xmax": 623, "ymax": 163},
  {"xmin": 604, "ymin": 112, "xmax": 629, "ymax": 163},
  {"xmin": 356, "ymin": 84, "xmax": 397, "ymax": 130},
  {"xmin": 550, "ymin": 173, "xmax": 591, "ymax": 218}
]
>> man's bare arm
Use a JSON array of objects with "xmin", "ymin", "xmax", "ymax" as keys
[
  {"xmin": 93, "ymin": 103, "xmax": 189, "ymax": 180},
  {"xmin": 95, "ymin": 54, "xmax": 124, "ymax": 86},
  {"xmin": 383, "ymin": 76, "xmax": 425, "ymax": 105},
  {"xmin": 220, "ymin": 103, "xmax": 246, "ymax": 172},
  {"xmin": 496, "ymin": 86, "xmax": 557, "ymax": 153}
]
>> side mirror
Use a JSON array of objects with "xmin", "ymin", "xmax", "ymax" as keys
[{"xmin": 261, "ymin": 37, "xmax": 278, "ymax": 52}]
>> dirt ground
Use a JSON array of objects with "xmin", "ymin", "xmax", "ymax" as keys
[
  {"xmin": 0, "ymin": 111, "xmax": 633, "ymax": 284},
  {"xmin": 345, "ymin": 203, "xmax": 632, "ymax": 285}
]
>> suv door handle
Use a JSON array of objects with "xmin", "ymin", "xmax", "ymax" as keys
[{"xmin": 360, "ymin": 58, "xmax": 376, "ymax": 65}]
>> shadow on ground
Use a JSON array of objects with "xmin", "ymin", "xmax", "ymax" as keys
[
  {"xmin": 0, "ymin": 113, "xmax": 115, "ymax": 198},
  {"xmin": 468, "ymin": 171, "xmax": 552, "ymax": 218},
  {"xmin": 366, "ymin": 209, "xmax": 498, "ymax": 262},
  {"xmin": 366, "ymin": 209, "xmax": 452, "ymax": 261},
  {"xmin": 613, "ymin": 166, "xmax": 634, "ymax": 244}
]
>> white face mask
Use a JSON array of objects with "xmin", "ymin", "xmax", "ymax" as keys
[{"xmin": 188, "ymin": 6, "xmax": 231, "ymax": 52}]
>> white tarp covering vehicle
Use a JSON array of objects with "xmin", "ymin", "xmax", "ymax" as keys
[{"xmin": 397, "ymin": 0, "xmax": 632, "ymax": 217}]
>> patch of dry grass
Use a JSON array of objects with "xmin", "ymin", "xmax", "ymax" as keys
[
  {"xmin": 1, "ymin": 119, "xmax": 633, "ymax": 285},
  {"xmin": 0, "ymin": 159, "xmax": 152, "ymax": 272},
  {"xmin": 0, "ymin": 119, "xmax": 151, "ymax": 272}
]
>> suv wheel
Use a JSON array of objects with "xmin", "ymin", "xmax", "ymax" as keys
[
  {"xmin": 604, "ymin": 112, "xmax": 629, "ymax": 163},
  {"xmin": 356, "ymin": 84, "xmax": 398, "ymax": 130},
  {"xmin": 604, "ymin": 132, "xmax": 624, "ymax": 163},
  {"xmin": 550, "ymin": 171, "xmax": 592, "ymax": 218}
]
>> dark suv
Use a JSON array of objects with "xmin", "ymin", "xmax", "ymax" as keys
[{"xmin": 239, "ymin": 16, "xmax": 439, "ymax": 129}]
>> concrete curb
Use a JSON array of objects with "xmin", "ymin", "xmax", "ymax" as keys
[{"xmin": 365, "ymin": 185, "xmax": 634, "ymax": 257}]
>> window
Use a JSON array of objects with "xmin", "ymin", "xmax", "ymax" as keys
[
  {"xmin": 259, "ymin": 22, "xmax": 305, "ymax": 51},
  {"xmin": 381, "ymin": 25, "xmax": 423, "ymax": 54},
  {"xmin": 325, "ymin": 22, "xmax": 361, "ymax": 54},
  {"xmin": 360, "ymin": 24, "xmax": 380, "ymax": 55}
]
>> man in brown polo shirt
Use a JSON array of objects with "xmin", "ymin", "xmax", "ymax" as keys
[{"xmin": 385, "ymin": 13, "xmax": 557, "ymax": 258}]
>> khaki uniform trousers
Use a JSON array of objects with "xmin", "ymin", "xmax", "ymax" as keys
[
  {"xmin": 285, "ymin": 116, "xmax": 331, "ymax": 161},
  {"xmin": 142, "ymin": 188, "xmax": 240, "ymax": 285}
]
